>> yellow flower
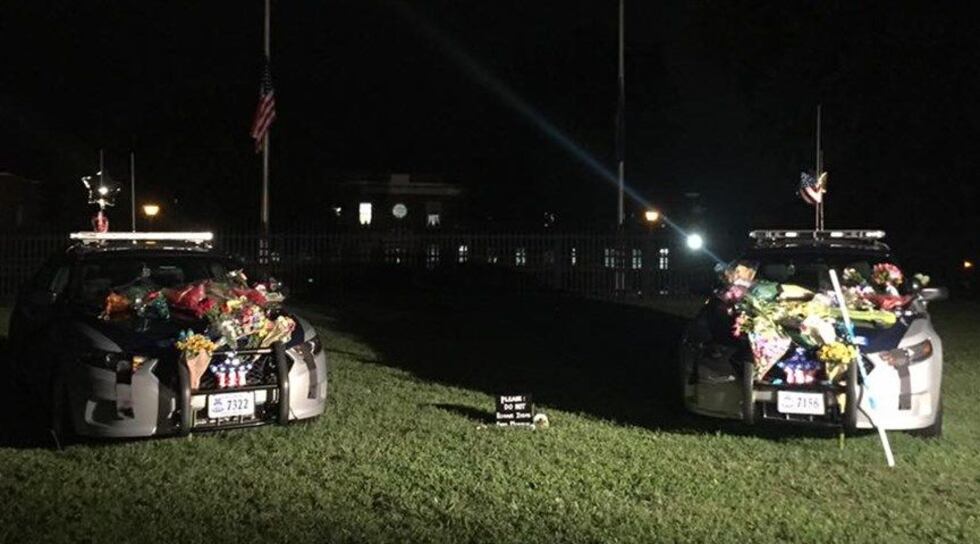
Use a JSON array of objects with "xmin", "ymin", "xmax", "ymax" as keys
[
  {"xmin": 176, "ymin": 333, "xmax": 216, "ymax": 356},
  {"xmin": 817, "ymin": 341, "xmax": 859, "ymax": 381}
]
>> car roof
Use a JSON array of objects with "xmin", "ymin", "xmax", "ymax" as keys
[
  {"xmin": 70, "ymin": 247, "xmax": 235, "ymax": 259},
  {"xmin": 747, "ymin": 229, "xmax": 890, "ymax": 253},
  {"xmin": 62, "ymin": 231, "xmax": 233, "ymax": 261},
  {"xmin": 743, "ymin": 245, "xmax": 892, "ymax": 259}
]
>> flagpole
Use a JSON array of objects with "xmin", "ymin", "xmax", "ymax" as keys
[
  {"xmin": 616, "ymin": 0, "xmax": 625, "ymax": 227},
  {"xmin": 261, "ymin": 0, "xmax": 271, "ymax": 242},
  {"xmin": 815, "ymin": 104, "xmax": 822, "ymax": 230},
  {"xmin": 130, "ymin": 151, "xmax": 136, "ymax": 232}
]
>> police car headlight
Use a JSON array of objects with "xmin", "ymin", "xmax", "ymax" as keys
[
  {"xmin": 878, "ymin": 339, "xmax": 933, "ymax": 366},
  {"xmin": 305, "ymin": 336, "xmax": 323, "ymax": 356}
]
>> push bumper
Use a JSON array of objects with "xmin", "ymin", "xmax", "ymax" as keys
[{"xmin": 67, "ymin": 341, "xmax": 327, "ymax": 438}]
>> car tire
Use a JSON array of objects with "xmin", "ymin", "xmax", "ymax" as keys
[
  {"xmin": 676, "ymin": 335, "xmax": 695, "ymax": 409},
  {"xmin": 844, "ymin": 359, "xmax": 859, "ymax": 434},
  {"xmin": 741, "ymin": 358, "xmax": 755, "ymax": 425},
  {"xmin": 48, "ymin": 366, "xmax": 75, "ymax": 448},
  {"xmin": 908, "ymin": 397, "xmax": 943, "ymax": 439},
  {"xmin": 177, "ymin": 361, "xmax": 192, "ymax": 437}
]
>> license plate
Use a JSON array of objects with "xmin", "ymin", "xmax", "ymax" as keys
[
  {"xmin": 776, "ymin": 391, "xmax": 826, "ymax": 415},
  {"xmin": 208, "ymin": 392, "xmax": 255, "ymax": 419}
]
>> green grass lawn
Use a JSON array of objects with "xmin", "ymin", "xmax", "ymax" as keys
[{"xmin": 1, "ymin": 294, "xmax": 978, "ymax": 543}]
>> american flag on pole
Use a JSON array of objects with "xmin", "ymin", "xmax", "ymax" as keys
[
  {"xmin": 799, "ymin": 171, "xmax": 827, "ymax": 205},
  {"xmin": 250, "ymin": 56, "xmax": 276, "ymax": 153}
]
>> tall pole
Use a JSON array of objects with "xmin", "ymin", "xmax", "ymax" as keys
[
  {"xmin": 99, "ymin": 149, "xmax": 105, "ymax": 186},
  {"xmin": 616, "ymin": 0, "xmax": 626, "ymax": 227},
  {"xmin": 130, "ymin": 151, "xmax": 136, "ymax": 231},
  {"xmin": 815, "ymin": 104, "xmax": 822, "ymax": 230},
  {"xmin": 261, "ymin": 0, "xmax": 271, "ymax": 239}
]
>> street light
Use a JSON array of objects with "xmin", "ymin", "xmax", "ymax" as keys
[
  {"xmin": 644, "ymin": 210, "xmax": 661, "ymax": 224},
  {"xmin": 686, "ymin": 233, "xmax": 704, "ymax": 251},
  {"xmin": 142, "ymin": 203, "xmax": 160, "ymax": 230}
]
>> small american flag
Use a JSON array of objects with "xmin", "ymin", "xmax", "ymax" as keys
[
  {"xmin": 250, "ymin": 56, "xmax": 276, "ymax": 153},
  {"xmin": 799, "ymin": 171, "xmax": 827, "ymax": 205}
]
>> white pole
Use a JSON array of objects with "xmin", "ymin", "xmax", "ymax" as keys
[
  {"xmin": 261, "ymin": 0, "xmax": 271, "ymax": 239},
  {"xmin": 815, "ymin": 104, "xmax": 822, "ymax": 230},
  {"xmin": 829, "ymin": 269, "xmax": 895, "ymax": 468},
  {"xmin": 130, "ymin": 151, "xmax": 136, "ymax": 232},
  {"xmin": 616, "ymin": 0, "xmax": 625, "ymax": 227}
]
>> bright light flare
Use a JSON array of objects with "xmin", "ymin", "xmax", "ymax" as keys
[
  {"xmin": 686, "ymin": 233, "xmax": 704, "ymax": 251},
  {"xmin": 644, "ymin": 210, "xmax": 661, "ymax": 223},
  {"xmin": 142, "ymin": 204, "xmax": 160, "ymax": 217}
]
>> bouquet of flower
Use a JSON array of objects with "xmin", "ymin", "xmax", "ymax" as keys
[
  {"xmin": 817, "ymin": 341, "xmax": 859, "ymax": 381},
  {"xmin": 872, "ymin": 263, "xmax": 903, "ymax": 287},
  {"xmin": 175, "ymin": 330, "xmax": 217, "ymax": 389}
]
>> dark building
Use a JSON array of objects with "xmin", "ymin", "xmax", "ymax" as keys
[{"xmin": 331, "ymin": 174, "xmax": 464, "ymax": 230}]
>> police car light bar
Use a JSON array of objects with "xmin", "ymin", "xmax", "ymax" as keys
[
  {"xmin": 69, "ymin": 232, "xmax": 214, "ymax": 243},
  {"xmin": 749, "ymin": 230, "xmax": 886, "ymax": 240}
]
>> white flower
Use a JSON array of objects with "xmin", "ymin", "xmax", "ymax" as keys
[{"xmin": 533, "ymin": 413, "xmax": 550, "ymax": 430}]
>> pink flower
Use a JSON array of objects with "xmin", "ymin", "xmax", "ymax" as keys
[{"xmin": 872, "ymin": 263, "xmax": 903, "ymax": 286}]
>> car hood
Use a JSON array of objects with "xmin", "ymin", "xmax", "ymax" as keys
[{"xmin": 853, "ymin": 315, "xmax": 922, "ymax": 353}]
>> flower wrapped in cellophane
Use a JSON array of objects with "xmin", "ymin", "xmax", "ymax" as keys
[{"xmin": 175, "ymin": 330, "xmax": 217, "ymax": 389}]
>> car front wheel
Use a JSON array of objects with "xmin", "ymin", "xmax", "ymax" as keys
[{"xmin": 47, "ymin": 365, "xmax": 74, "ymax": 448}]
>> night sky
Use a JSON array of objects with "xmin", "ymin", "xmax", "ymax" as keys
[{"xmin": 2, "ymin": 1, "xmax": 977, "ymax": 266}]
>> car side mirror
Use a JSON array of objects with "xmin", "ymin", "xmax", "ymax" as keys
[
  {"xmin": 270, "ymin": 278, "xmax": 289, "ymax": 298},
  {"xmin": 919, "ymin": 287, "xmax": 948, "ymax": 302}
]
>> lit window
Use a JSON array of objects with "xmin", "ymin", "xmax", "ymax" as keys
[
  {"xmin": 604, "ymin": 248, "xmax": 614, "ymax": 269},
  {"xmin": 358, "ymin": 202, "xmax": 372, "ymax": 226},
  {"xmin": 515, "ymin": 247, "xmax": 527, "ymax": 267},
  {"xmin": 487, "ymin": 248, "xmax": 498, "ymax": 264},
  {"xmin": 427, "ymin": 214, "xmax": 441, "ymax": 227},
  {"xmin": 631, "ymin": 248, "xmax": 642, "ymax": 270},
  {"xmin": 570, "ymin": 247, "xmax": 577, "ymax": 266},
  {"xmin": 659, "ymin": 247, "xmax": 670, "ymax": 270},
  {"xmin": 385, "ymin": 244, "xmax": 405, "ymax": 265},
  {"xmin": 426, "ymin": 244, "xmax": 440, "ymax": 269},
  {"xmin": 458, "ymin": 244, "xmax": 469, "ymax": 264}
]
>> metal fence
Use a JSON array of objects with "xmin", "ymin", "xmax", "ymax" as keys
[{"xmin": 0, "ymin": 231, "xmax": 716, "ymax": 300}]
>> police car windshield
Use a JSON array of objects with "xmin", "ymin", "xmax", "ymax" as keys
[
  {"xmin": 741, "ymin": 250, "xmax": 900, "ymax": 293},
  {"xmin": 71, "ymin": 255, "xmax": 234, "ymax": 307}
]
